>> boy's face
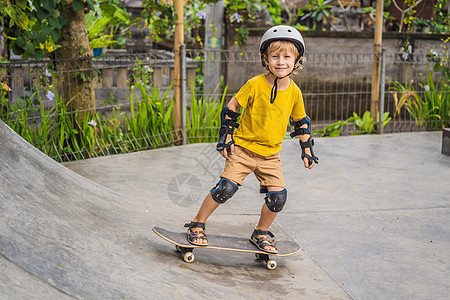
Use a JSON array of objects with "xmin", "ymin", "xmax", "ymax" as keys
[{"xmin": 266, "ymin": 48, "xmax": 296, "ymax": 78}]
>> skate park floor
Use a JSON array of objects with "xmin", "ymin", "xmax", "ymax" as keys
[{"xmin": 1, "ymin": 118, "xmax": 449, "ymax": 299}]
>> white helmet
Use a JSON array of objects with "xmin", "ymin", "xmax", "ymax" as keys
[{"xmin": 259, "ymin": 25, "xmax": 305, "ymax": 68}]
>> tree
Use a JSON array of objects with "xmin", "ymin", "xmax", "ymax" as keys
[
  {"xmin": 57, "ymin": 3, "xmax": 95, "ymax": 113},
  {"xmin": 1, "ymin": 0, "xmax": 96, "ymax": 112},
  {"xmin": 390, "ymin": 0, "xmax": 424, "ymax": 32}
]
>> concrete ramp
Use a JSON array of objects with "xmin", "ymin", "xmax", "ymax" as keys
[
  {"xmin": 0, "ymin": 121, "xmax": 161, "ymax": 298},
  {"xmin": 1, "ymin": 120, "xmax": 348, "ymax": 299}
]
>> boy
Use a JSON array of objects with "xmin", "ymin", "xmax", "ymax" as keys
[{"xmin": 185, "ymin": 25, "xmax": 318, "ymax": 253}]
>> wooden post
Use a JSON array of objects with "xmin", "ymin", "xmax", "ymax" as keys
[
  {"xmin": 153, "ymin": 68, "xmax": 163, "ymax": 89},
  {"xmin": 174, "ymin": 0, "xmax": 184, "ymax": 137},
  {"xmin": 117, "ymin": 67, "xmax": 128, "ymax": 87},
  {"xmin": 11, "ymin": 66, "xmax": 24, "ymax": 89},
  {"xmin": 370, "ymin": 0, "xmax": 384, "ymax": 125},
  {"xmin": 103, "ymin": 68, "xmax": 113, "ymax": 88},
  {"xmin": 187, "ymin": 68, "xmax": 196, "ymax": 91}
]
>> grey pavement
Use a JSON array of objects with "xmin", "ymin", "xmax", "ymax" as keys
[{"xmin": 1, "ymin": 118, "xmax": 449, "ymax": 299}]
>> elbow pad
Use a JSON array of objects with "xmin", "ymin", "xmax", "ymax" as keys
[{"xmin": 290, "ymin": 116, "xmax": 311, "ymax": 138}]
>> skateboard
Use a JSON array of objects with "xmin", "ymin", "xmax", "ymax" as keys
[{"xmin": 152, "ymin": 226, "xmax": 301, "ymax": 270}]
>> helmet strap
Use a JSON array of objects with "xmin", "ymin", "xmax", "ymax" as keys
[
  {"xmin": 268, "ymin": 71, "xmax": 293, "ymax": 104},
  {"xmin": 270, "ymin": 76, "xmax": 279, "ymax": 104}
]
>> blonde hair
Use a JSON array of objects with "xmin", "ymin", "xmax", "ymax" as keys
[{"xmin": 263, "ymin": 40, "xmax": 304, "ymax": 72}]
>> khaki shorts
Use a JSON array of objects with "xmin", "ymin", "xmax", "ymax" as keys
[{"xmin": 221, "ymin": 146, "xmax": 285, "ymax": 189}]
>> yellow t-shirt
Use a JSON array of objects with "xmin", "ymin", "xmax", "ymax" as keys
[{"xmin": 234, "ymin": 74, "xmax": 306, "ymax": 156}]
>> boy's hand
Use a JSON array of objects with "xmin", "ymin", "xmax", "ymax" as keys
[
  {"xmin": 302, "ymin": 148, "xmax": 316, "ymax": 169},
  {"xmin": 220, "ymin": 136, "xmax": 235, "ymax": 159},
  {"xmin": 298, "ymin": 128, "xmax": 318, "ymax": 169}
]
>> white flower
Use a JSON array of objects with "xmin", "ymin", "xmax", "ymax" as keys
[
  {"xmin": 408, "ymin": 45, "xmax": 412, "ymax": 54},
  {"xmin": 402, "ymin": 52, "xmax": 409, "ymax": 60},
  {"xmin": 230, "ymin": 13, "xmax": 243, "ymax": 23},
  {"xmin": 143, "ymin": 65, "xmax": 152, "ymax": 73},
  {"xmin": 196, "ymin": 11, "xmax": 206, "ymax": 20},
  {"xmin": 45, "ymin": 69, "xmax": 52, "ymax": 77},
  {"xmin": 424, "ymin": 85, "xmax": 430, "ymax": 92},
  {"xmin": 88, "ymin": 120, "xmax": 97, "ymax": 127},
  {"xmin": 46, "ymin": 90, "xmax": 55, "ymax": 101}
]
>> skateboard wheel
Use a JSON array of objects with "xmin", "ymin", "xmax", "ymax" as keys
[
  {"xmin": 176, "ymin": 245, "xmax": 181, "ymax": 252},
  {"xmin": 183, "ymin": 252, "xmax": 195, "ymax": 263},
  {"xmin": 255, "ymin": 253, "xmax": 260, "ymax": 260},
  {"xmin": 266, "ymin": 260, "xmax": 277, "ymax": 270}
]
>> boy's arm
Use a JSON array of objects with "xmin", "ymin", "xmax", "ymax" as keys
[
  {"xmin": 292, "ymin": 116, "xmax": 318, "ymax": 169},
  {"xmin": 218, "ymin": 97, "xmax": 241, "ymax": 159},
  {"xmin": 227, "ymin": 97, "xmax": 241, "ymax": 112}
]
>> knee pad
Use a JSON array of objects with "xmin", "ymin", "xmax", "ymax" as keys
[
  {"xmin": 210, "ymin": 178, "xmax": 239, "ymax": 204},
  {"xmin": 265, "ymin": 188, "xmax": 287, "ymax": 212}
]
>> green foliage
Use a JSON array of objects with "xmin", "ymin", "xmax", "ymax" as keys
[
  {"xmin": 429, "ymin": 40, "xmax": 450, "ymax": 81},
  {"xmin": 142, "ymin": 0, "xmax": 176, "ymax": 42},
  {"xmin": 85, "ymin": 2, "xmax": 132, "ymax": 49},
  {"xmin": 349, "ymin": 111, "xmax": 374, "ymax": 134},
  {"xmin": 360, "ymin": 6, "xmax": 396, "ymax": 27},
  {"xmin": 298, "ymin": 0, "xmax": 333, "ymax": 23},
  {"xmin": 391, "ymin": 80, "xmax": 438, "ymax": 129},
  {"xmin": 313, "ymin": 120, "xmax": 349, "ymax": 137},
  {"xmin": 1, "ymin": 0, "xmax": 130, "ymax": 60},
  {"xmin": 394, "ymin": 0, "xmax": 449, "ymax": 33},
  {"xmin": 1, "ymin": 65, "xmax": 177, "ymax": 161},
  {"xmin": 0, "ymin": 0, "xmax": 96, "ymax": 60},
  {"xmin": 125, "ymin": 82, "xmax": 175, "ymax": 149},
  {"xmin": 411, "ymin": 18, "xmax": 449, "ymax": 34},
  {"xmin": 225, "ymin": 1, "xmax": 260, "ymax": 45},
  {"xmin": 391, "ymin": 40, "xmax": 449, "ymax": 130},
  {"xmin": 313, "ymin": 111, "xmax": 392, "ymax": 137},
  {"xmin": 132, "ymin": 59, "xmax": 154, "ymax": 87},
  {"xmin": 232, "ymin": 27, "xmax": 249, "ymax": 46},
  {"xmin": 402, "ymin": 0, "xmax": 420, "ymax": 31},
  {"xmin": 348, "ymin": 111, "xmax": 392, "ymax": 135},
  {"xmin": 142, "ymin": 0, "xmax": 219, "ymax": 43},
  {"xmin": 266, "ymin": 0, "xmax": 283, "ymax": 25},
  {"xmin": 186, "ymin": 78, "xmax": 226, "ymax": 143},
  {"xmin": 391, "ymin": 75, "xmax": 448, "ymax": 130}
]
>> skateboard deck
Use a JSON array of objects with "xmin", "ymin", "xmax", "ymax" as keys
[{"xmin": 153, "ymin": 226, "xmax": 301, "ymax": 270}]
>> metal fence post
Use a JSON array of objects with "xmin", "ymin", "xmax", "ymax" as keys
[
  {"xmin": 379, "ymin": 48, "xmax": 386, "ymax": 134},
  {"xmin": 180, "ymin": 44, "xmax": 187, "ymax": 145}
]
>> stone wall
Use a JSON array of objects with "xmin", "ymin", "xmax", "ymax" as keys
[
  {"xmin": 225, "ymin": 30, "xmax": 447, "ymax": 94},
  {"xmin": 224, "ymin": 29, "xmax": 447, "ymax": 122}
]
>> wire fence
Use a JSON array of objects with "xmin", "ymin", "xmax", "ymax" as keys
[
  {"xmin": 0, "ymin": 48, "xmax": 448, "ymax": 162},
  {"xmin": 191, "ymin": 49, "xmax": 448, "ymax": 134}
]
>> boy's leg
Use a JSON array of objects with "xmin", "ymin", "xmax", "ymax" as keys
[
  {"xmin": 188, "ymin": 146, "xmax": 253, "ymax": 245},
  {"xmin": 254, "ymin": 186, "xmax": 283, "ymax": 252},
  {"xmin": 252, "ymin": 151, "xmax": 286, "ymax": 252},
  {"xmin": 190, "ymin": 193, "xmax": 220, "ymax": 244},
  {"xmin": 193, "ymin": 192, "xmax": 220, "ymax": 224},
  {"xmin": 190, "ymin": 178, "xmax": 240, "ymax": 244}
]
